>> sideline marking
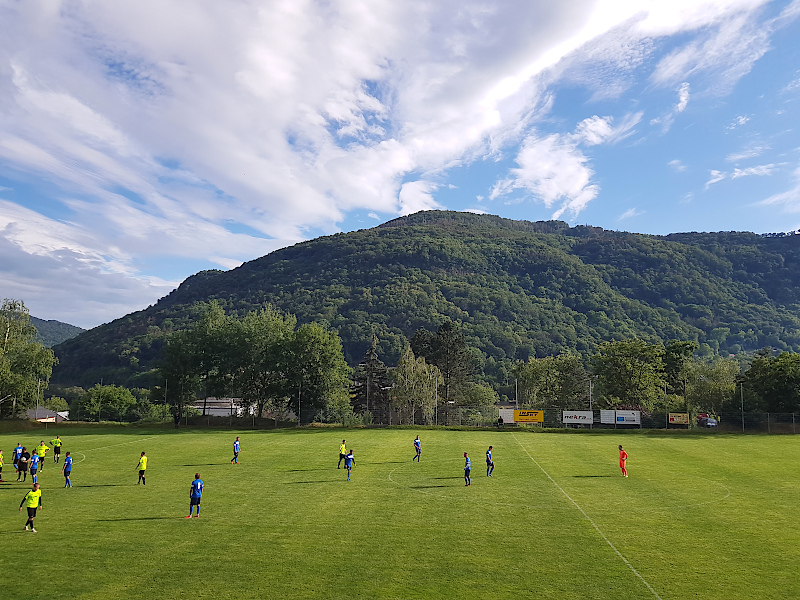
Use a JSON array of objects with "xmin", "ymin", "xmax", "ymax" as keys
[{"xmin": 512, "ymin": 433, "xmax": 663, "ymax": 600}]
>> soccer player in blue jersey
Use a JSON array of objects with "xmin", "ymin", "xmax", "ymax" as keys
[
  {"xmin": 486, "ymin": 446, "xmax": 494, "ymax": 477},
  {"xmin": 464, "ymin": 452, "xmax": 471, "ymax": 486},
  {"xmin": 186, "ymin": 473, "xmax": 204, "ymax": 518},
  {"xmin": 231, "ymin": 437, "xmax": 240, "ymax": 464},
  {"xmin": 13, "ymin": 442, "xmax": 23, "ymax": 474},
  {"xmin": 29, "ymin": 450, "xmax": 40, "ymax": 485},
  {"xmin": 62, "ymin": 452, "xmax": 73, "ymax": 488},
  {"xmin": 413, "ymin": 435, "xmax": 421, "ymax": 462},
  {"xmin": 344, "ymin": 450, "xmax": 355, "ymax": 481}
]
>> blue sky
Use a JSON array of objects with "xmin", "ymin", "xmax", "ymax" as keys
[{"xmin": 1, "ymin": 0, "xmax": 799, "ymax": 328}]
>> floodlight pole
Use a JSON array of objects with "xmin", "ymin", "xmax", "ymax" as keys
[{"xmin": 740, "ymin": 382, "xmax": 745, "ymax": 433}]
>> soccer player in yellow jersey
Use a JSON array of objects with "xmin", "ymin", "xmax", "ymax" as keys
[
  {"xmin": 51, "ymin": 436, "xmax": 63, "ymax": 463},
  {"xmin": 36, "ymin": 441, "xmax": 50, "ymax": 471},
  {"xmin": 20, "ymin": 482, "xmax": 42, "ymax": 532},
  {"xmin": 0, "ymin": 448, "xmax": 4, "ymax": 482},
  {"xmin": 338, "ymin": 439, "xmax": 346, "ymax": 469},
  {"xmin": 136, "ymin": 451, "xmax": 148, "ymax": 485}
]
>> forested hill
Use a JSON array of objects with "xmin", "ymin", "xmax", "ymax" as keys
[
  {"xmin": 52, "ymin": 211, "xmax": 800, "ymax": 387},
  {"xmin": 31, "ymin": 316, "xmax": 85, "ymax": 347}
]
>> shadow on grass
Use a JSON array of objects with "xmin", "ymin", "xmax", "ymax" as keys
[
  {"xmin": 97, "ymin": 517, "xmax": 176, "ymax": 522},
  {"xmin": 433, "ymin": 476, "xmax": 462, "ymax": 480},
  {"xmin": 76, "ymin": 484, "xmax": 127, "ymax": 487},
  {"xmin": 571, "ymin": 475, "xmax": 613, "ymax": 478},
  {"xmin": 285, "ymin": 480, "xmax": 332, "ymax": 484},
  {"xmin": 286, "ymin": 468, "xmax": 331, "ymax": 472}
]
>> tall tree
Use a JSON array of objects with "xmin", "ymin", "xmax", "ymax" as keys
[
  {"xmin": 76, "ymin": 384, "xmax": 137, "ymax": 422},
  {"xmin": 591, "ymin": 340, "xmax": 665, "ymax": 410},
  {"xmin": 664, "ymin": 340, "xmax": 699, "ymax": 398},
  {"xmin": 411, "ymin": 320, "xmax": 474, "ymax": 403},
  {"xmin": 351, "ymin": 336, "xmax": 392, "ymax": 423},
  {"xmin": 158, "ymin": 330, "xmax": 200, "ymax": 427},
  {"xmin": 0, "ymin": 299, "xmax": 57, "ymax": 418},
  {"xmin": 683, "ymin": 356, "xmax": 739, "ymax": 415},
  {"xmin": 229, "ymin": 306, "xmax": 296, "ymax": 418},
  {"xmin": 514, "ymin": 354, "xmax": 587, "ymax": 410},
  {"xmin": 391, "ymin": 345, "xmax": 442, "ymax": 425},
  {"xmin": 741, "ymin": 350, "xmax": 800, "ymax": 412},
  {"xmin": 287, "ymin": 323, "xmax": 351, "ymax": 424}
]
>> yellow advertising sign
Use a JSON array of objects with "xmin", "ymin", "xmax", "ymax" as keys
[
  {"xmin": 514, "ymin": 410, "xmax": 544, "ymax": 423},
  {"xmin": 669, "ymin": 412, "xmax": 689, "ymax": 424}
]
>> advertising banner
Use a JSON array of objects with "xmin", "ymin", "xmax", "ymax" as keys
[
  {"xmin": 514, "ymin": 410, "xmax": 544, "ymax": 423},
  {"xmin": 563, "ymin": 411, "xmax": 594, "ymax": 424},
  {"xmin": 600, "ymin": 410, "xmax": 616, "ymax": 424},
  {"xmin": 669, "ymin": 412, "xmax": 689, "ymax": 424},
  {"xmin": 499, "ymin": 408, "xmax": 515, "ymax": 424},
  {"xmin": 615, "ymin": 410, "xmax": 641, "ymax": 424}
]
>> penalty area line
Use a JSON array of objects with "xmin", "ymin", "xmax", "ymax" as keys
[{"xmin": 512, "ymin": 433, "xmax": 663, "ymax": 600}]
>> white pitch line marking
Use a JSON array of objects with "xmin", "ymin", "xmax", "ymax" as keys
[
  {"xmin": 512, "ymin": 433, "xmax": 664, "ymax": 600},
  {"xmin": 71, "ymin": 436, "xmax": 156, "ymax": 464}
]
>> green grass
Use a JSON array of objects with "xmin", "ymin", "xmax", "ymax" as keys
[{"xmin": 1, "ymin": 427, "xmax": 797, "ymax": 600}]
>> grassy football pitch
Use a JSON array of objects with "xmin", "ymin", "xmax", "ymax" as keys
[{"xmin": 0, "ymin": 426, "xmax": 798, "ymax": 600}]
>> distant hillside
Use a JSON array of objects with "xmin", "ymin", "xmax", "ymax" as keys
[
  {"xmin": 31, "ymin": 316, "xmax": 85, "ymax": 347},
  {"xmin": 52, "ymin": 211, "xmax": 800, "ymax": 387}
]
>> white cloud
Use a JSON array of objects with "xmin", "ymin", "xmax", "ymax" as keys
[
  {"xmin": 732, "ymin": 164, "xmax": 777, "ymax": 178},
  {"xmin": 761, "ymin": 164, "xmax": 800, "ymax": 211},
  {"xmin": 705, "ymin": 170, "xmax": 727, "ymax": 188},
  {"xmin": 726, "ymin": 143, "xmax": 770, "ymax": 162},
  {"xmin": 0, "ymin": 0, "xmax": 791, "ymax": 325},
  {"xmin": 705, "ymin": 163, "xmax": 777, "ymax": 188},
  {"xmin": 490, "ymin": 132, "xmax": 599, "ymax": 219},
  {"xmin": 668, "ymin": 159, "xmax": 687, "ymax": 172},
  {"xmin": 491, "ymin": 111, "xmax": 641, "ymax": 217},
  {"xmin": 398, "ymin": 181, "xmax": 443, "ymax": 215},
  {"xmin": 650, "ymin": 82, "xmax": 690, "ymax": 133},
  {"xmin": 618, "ymin": 207, "xmax": 644, "ymax": 221},
  {"xmin": 726, "ymin": 115, "xmax": 750, "ymax": 130},
  {"xmin": 462, "ymin": 208, "xmax": 488, "ymax": 214},
  {"xmin": 574, "ymin": 112, "xmax": 643, "ymax": 145},
  {"xmin": 676, "ymin": 82, "xmax": 690, "ymax": 112},
  {"xmin": 367, "ymin": 212, "xmax": 380, "ymax": 220},
  {"xmin": 650, "ymin": 7, "xmax": 774, "ymax": 95}
]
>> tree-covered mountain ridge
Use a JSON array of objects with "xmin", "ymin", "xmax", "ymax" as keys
[{"xmin": 53, "ymin": 210, "xmax": 800, "ymax": 387}]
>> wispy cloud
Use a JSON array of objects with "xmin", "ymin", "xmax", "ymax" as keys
[
  {"xmin": 761, "ymin": 164, "xmax": 800, "ymax": 212},
  {"xmin": 732, "ymin": 164, "xmax": 778, "ymax": 178},
  {"xmin": 618, "ymin": 208, "xmax": 644, "ymax": 221},
  {"xmin": 726, "ymin": 115, "xmax": 750, "ymax": 130},
  {"xmin": 705, "ymin": 170, "xmax": 727, "ymax": 189},
  {"xmin": 651, "ymin": 82, "xmax": 690, "ymax": 133},
  {"xmin": 367, "ymin": 212, "xmax": 380, "ymax": 220},
  {"xmin": 668, "ymin": 159, "xmax": 687, "ymax": 172},
  {"xmin": 706, "ymin": 163, "xmax": 778, "ymax": 188},
  {"xmin": 726, "ymin": 143, "xmax": 770, "ymax": 162}
]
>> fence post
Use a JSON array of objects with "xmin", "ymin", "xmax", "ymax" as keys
[
  {"xmin": 794, "ymin": 413, "xmax": 796, "ymax": 435},
  {"xmin": 767, "ymin": 412, "xmax": 770, "ymax": 434}
]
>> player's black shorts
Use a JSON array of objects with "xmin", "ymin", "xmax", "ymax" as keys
[
  {"xmin": 190, "ymin": 497, "xmax": 201, "ymax": 506},
  {"xmin": 139, "ymin": 470, "xmax": 146, "ymax": 477},
  {"xmin": 13, "ymin": 458, "xmax": 19, "ymax": 467},
  {"xmin": 19, "ymin": 465, "xmax": 28, "ymax": 473},
  {"xmin": 464, "ymin": 468, "xmax": 471, "ymax": 476},
  {"xmin": 54, "ymin": 447, "xmax": 61, "ymax": 455},
  {"xmin": 64, "ymin": 470, "xmax": 71, "ymax": 478},
  {"xmin": 30, "ymin": 468, "xmax": 38, "ymax": 475},
  {"xmin": 27, "ymin": 507, "xmax": 37, "ymax": 518}
]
